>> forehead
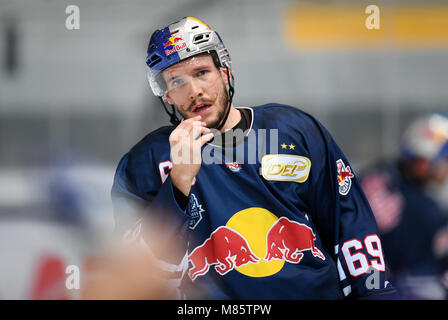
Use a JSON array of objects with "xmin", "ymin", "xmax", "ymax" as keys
[{"xmin": 162, "ymin": 54, "xmax": 215, "ymax": 76}]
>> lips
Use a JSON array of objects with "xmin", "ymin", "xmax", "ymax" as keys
[{"xmin": 192, "ymin": 103, "xmax": 212, "ymax": 114}]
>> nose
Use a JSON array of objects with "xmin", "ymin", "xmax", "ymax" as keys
[{"xmin": 188, "ymin": 78, "xmax": 204, "ymax": 101}]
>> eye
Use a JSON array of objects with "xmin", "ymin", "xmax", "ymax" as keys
[
  {"xmin": 170, "ymin": 77, "xmax": 185, "ymax": 88},
  {"xmin": 197, "ymin": 69, "xmax": 209, "ymax": 77}
]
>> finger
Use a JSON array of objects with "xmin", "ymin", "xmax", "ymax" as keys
[
  {"xmin": 169, "ymin": 126, "xmax": 188, "ymax": 144},
  {"xmin": 199, "ymin": 132, "xmax": 215, "ymax": 146},
  {"xmin": 174, "ymin": 116, "xmax": 201, "ymax": 132},
  {"xmin": 192, "ymin": 127, "xmax": 211, "ymax": 140},
  {"xmin": 189, "ymin": 122, "xmax": 208, "ymax": 137},
  {"xmin": 179, "ymin": 115, "xmax": 201, "ymax": 127},
  {"xmin": 169, "ymin": 129, "xmax": 182, "ymax": 143},
  {"xmin": 181, "ymin": 121, "xmax": 203, "ymax": 134},
  {"xmin": 171, "ymin": 121, "xmax": 202, "ymax": 142}
]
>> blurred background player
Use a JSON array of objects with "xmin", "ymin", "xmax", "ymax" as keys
[{"xmin": 360, "ymin": 113, "xmax": 448, "ymax": 299}]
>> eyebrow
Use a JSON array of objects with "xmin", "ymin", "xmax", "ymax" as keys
[
  {"xmin": 166, "ymin": 63, "xmax": 212, "ymax": 80},
  {"xmin": 192, "ymin": 64, "xmax": 212, "ymax": 73},
  {"xmin": 166, "ymin": 75, "xmax": 181, "ymax": 83}
]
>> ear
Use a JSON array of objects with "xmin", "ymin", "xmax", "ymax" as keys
[
  {"xmin": 165, "ymin": 92, "xmax": 174, "ymax": 105},
  {"xmin": 219, "ymin": 67, "xmax": 231, "ymax": 86}
]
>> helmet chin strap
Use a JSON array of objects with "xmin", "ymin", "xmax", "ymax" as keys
[
  {"xmin": 215, "ymin": 66, "xmax": 234, "ymax": 132},
  {"xmin": 160, "ymin": 97, "xmax": 181, "ymax": 126},
  {"xmin": 160, "ymin": 66, "xmax": 234, "ymax": 129}
]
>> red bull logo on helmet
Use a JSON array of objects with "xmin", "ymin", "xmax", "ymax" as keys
[
  {"xmin": 163, "ymin": 36, "xmax": 187, "ymax": 55},
  {"xmin": 188, "ymin": 208, "xmax": 326, "ymax": 280}
]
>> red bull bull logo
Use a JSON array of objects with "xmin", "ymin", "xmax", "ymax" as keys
[
  {"xmin": 337, "ymin": 159, "xmax": 354, "ymax": 195},
  {"xmin": 264, "ymin": 217, "xmax": 325, "ymax": 263},
  {"xmin": 188, "ymin": 226, "xmax": 259, "ymax": 280},
  {"xmin": 188, "ymin": 209, "xmax": 326, "ymax": 280},
  {"xmin": 163, "ymin": 36, "xmax": 187, "ymax": 56}
]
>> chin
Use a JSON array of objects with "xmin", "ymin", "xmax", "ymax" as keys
[{"xmin": 199, "ymin": 113, "xmax": 219, "ymax": 128}]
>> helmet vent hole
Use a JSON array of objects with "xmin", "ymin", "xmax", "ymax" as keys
[
  {"xmin": 192, "ymin": 25, "xmax": 199, "ymax": 29},
  {"xmin": 193, "ymin": 33, "xmax": 210, "ymax": 44},
  {"xmin": 147, "ymin": 54, "xmax": 162, "ymax": 68}
]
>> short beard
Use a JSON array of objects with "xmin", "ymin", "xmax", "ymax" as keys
[{"xmin": 207, "ymin": 85, "xmax": 229, "ymax": 129}]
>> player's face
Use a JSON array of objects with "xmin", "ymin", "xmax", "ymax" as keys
[
  {"xmin": 432, "ymin": 158, "xmax": 448, "ymax": 184},
  {"xmin": 162, "ymin": 54, "xmax": 229, "ymax": 128}
]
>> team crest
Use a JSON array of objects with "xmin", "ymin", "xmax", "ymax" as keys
[
  {"xmin": 336, "ymin": 159, "xmax": 354, "ymax": 195},
  {"xmin": 226, "ymin": 162, "xmax": 242, "ymax": 172},
  {"xmin": 188, "ymin": 193, "xmax": 204, "ymax": 230}
]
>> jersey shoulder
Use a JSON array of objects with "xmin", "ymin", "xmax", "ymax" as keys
[
  {"xmin": 129, "ymin": 125, "xmax": 174, "ymax": 155},
  {"xmin": 252, "ymin": 103, "xmax": 310, "ymax": 119},
  {"xmin": 251, "ymin": 103, "xmax": 330, "ymax": 141},
  {"xmin": 114, "ymin": 125, "xmax": 173, "ymax": 180}
]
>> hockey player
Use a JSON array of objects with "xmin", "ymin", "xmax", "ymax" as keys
[
  {"xmin": 360, "ymin": 113, "xmax": 448, "ymax": 299},
  {"xmin": 111, "ymin": 17, "xmax": 398, "ymax": 299}
]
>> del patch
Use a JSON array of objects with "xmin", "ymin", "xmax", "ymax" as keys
[{"xmin": 261, "ymin": 154, "xmax": 311, "ymax": 183}]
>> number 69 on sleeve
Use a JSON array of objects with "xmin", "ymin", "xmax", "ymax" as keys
[{"xmin": 341, "ymin": 234, "xmax": 385, "ymax": 277}]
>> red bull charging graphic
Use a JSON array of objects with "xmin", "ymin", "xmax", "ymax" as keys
[
  {"xmin": 188, "ymin": 211, "xmax": 326, "ymax": 281},
  {"xmin": 188, "ymin": 226, "xmax": 259, "ymax": 280},
  {"xmin": 264, "ymin": 217, "xmax": 325, "ymax": 263}
]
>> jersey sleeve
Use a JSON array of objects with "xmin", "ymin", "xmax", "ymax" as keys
[
  {"xmin": 302, "ymin": 114, "xmax": 397, "ymax": 299},
  {"xmin": 111, "ymin": 149, "xmax": 191, "ymax": 286}
]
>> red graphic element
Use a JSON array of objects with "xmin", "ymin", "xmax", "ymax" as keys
[
  {"xmin": 225, "ymin": 162, "xmax": 242, "ymax": 172},
  {"xmin": 337, "ymin": 161, "xmax": 354, "ymax": 186},
  {"xmin": 31, "ymin": 255, "xmax": 68, "ymax": 300},
  {"xmin": 163, "ymin": 36, "xmax": 184, "ymax": 49},
  {"xmin": 361, "ymin": 173, "xmax": 403, "ymax": 233},
  {"xmin": 264, "ymin": 217, "xmax": 325, "ymax": 263},
  {"xmin": 188, "ymin": 226, "xmax": 260, "ymax": 280}
]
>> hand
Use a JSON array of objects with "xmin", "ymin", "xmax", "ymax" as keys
[{"xmin": 169, "ymin": 115, "xmax": 214, "ymax": 196}]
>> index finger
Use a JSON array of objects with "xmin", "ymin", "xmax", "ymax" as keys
[{"xmin": 176, "ymin": 115, "xmax": 202, "ymax": 129}]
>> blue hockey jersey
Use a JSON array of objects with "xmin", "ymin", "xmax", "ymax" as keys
[{"xmin": 111, "ymin": 103, "xmax": 394, "ymax": 299}]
